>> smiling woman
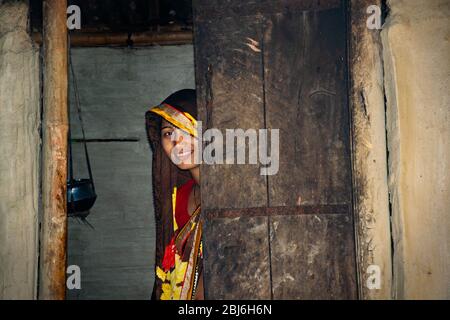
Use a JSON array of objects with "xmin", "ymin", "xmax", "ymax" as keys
[{"xmin": 145, "ymin": 89, "xmax": 204, "ymax": 300}]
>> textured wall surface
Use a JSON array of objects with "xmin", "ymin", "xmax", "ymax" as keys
[
  {"xmin": 350, "ymin": 0, "xmax": 392, "ymax": 299},
  {"xmin": 66, "ymin": 46, "xmax": 194, "ymax": 299},
  {"xmin": 382, "ymin": 0, "xmax": 450, "ymax": 299},
  {"xmin": 0, "ymin": 1, "xmax": 40, "ymax": 299}
]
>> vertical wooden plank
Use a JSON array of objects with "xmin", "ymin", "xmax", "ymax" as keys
[
  {"xmin": 193, "ymin": 3, "xmax": 271, "ymax": 299},
  {"xmin": 271, "ymin": 214, "xmax": 357, "ymax": 299},
  {"xmin": 39, "ymin": 0, "xmax": 68, "ymax": 300},
  {"xmin": 264, "ymin": 7, "xmax": 352, "ymax": 207},
  {"xmin": 264, "ymin": 4, "xmax": 358, "ymax": 299},
  {"xmin": 350, "ymin": 0, "xmax": 393, "ymax": 299},
  {"xmin": 203, "ymin": 216, "xmax": 271, "ymax": 299},
  {"xmin": 194, "ymin": 12, "xmax": 267, "ymax": 210}
]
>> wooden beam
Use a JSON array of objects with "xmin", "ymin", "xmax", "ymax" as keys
[
  {"xmin": 39, "ymin": 0, "xmax": 68, "ymax": 300},
  {"xmin": 349, "ymin": 0, "xmax": 392, "ymax": 299},
  {"xmin": 204, "ymin": 204, "xmax": 350, "ymax": 219},
  {"xmin": 32, "ymin": 31, "xmax": 193, "ymax": 47}
]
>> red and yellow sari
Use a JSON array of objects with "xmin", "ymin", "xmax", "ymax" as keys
[{"xmin": 145, "ymin": 102, "xmax": 202, "ymax": 300}]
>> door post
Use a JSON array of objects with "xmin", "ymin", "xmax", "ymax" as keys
[{"xmin": 39, "ymin": 0, "xmax": 68, "ymax": 300}]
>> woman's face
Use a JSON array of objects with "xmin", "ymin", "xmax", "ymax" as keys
[{"xmin": 161, "ymin": 118, "xmax": 199, "ymax": 170}]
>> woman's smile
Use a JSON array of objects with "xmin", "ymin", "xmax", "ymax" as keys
[{"xmin": 176, "ymin": 148, "xmax": 193, "ymax": 160}]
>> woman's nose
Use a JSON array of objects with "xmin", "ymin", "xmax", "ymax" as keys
[{"xmin": 173, "ymin": 131, "xmax": 184, "ymax": 145}]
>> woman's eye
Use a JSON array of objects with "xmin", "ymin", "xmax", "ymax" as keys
[{"xmin": 162, "ymin": 131, "xmax": 173, "ymax": 138}]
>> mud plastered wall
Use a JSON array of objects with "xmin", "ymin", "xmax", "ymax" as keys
[
  {"xmin": 0, "ymin": 1, "xmax": 40, "ymax": 299},
  {"xmin": 382, "ymin": 0, "xmax": 450, "ymax": 299}
]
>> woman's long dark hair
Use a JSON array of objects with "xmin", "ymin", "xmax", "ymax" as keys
[{"xmin": 145, "ymin": 89, "xmax": 197, "ymax": 299}]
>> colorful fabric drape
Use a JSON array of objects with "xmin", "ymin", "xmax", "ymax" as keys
[{"xmin": 156, "ymin": 190, "xmax": 202, "ymax": 300}]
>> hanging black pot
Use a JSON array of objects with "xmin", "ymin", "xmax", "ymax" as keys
[
  {"xmin": 67, "ymin": 44, "xmax": 97, "ymax": 217},
  {"xmin": 67, "ymin": 179, "xmax": 97, "ymax": 215}
]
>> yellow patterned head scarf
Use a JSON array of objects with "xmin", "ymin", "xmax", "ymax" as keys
[{"xmin": 149, "ymin": 103, "xmax": 198, "ymax": 137}]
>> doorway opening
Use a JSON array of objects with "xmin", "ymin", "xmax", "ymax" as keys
[{"xmin": 32, "ymin": 0, "xmax": 195, "ymax": 299}]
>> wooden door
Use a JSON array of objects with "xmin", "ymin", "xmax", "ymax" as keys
[{"xmin": 193, "ymin": 0, "xmax": 357, "ymax": 299}]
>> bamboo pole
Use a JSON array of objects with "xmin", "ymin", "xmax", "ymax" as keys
[
  {"xmin": 39, "ymin": 0, "xmax": 68, "ymax": 300},
  {"xmin": 32, "ymin": 30, "xmax": 193, "ymax": 47}
]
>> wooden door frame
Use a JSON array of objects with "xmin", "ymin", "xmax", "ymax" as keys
[
  {"xmin": 348, "ymin": 0, "xmax": 393, "ymax": 300},
  {"xmin": 41, "ymin": 0, "xmax": 392, "ymax": 300}
]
